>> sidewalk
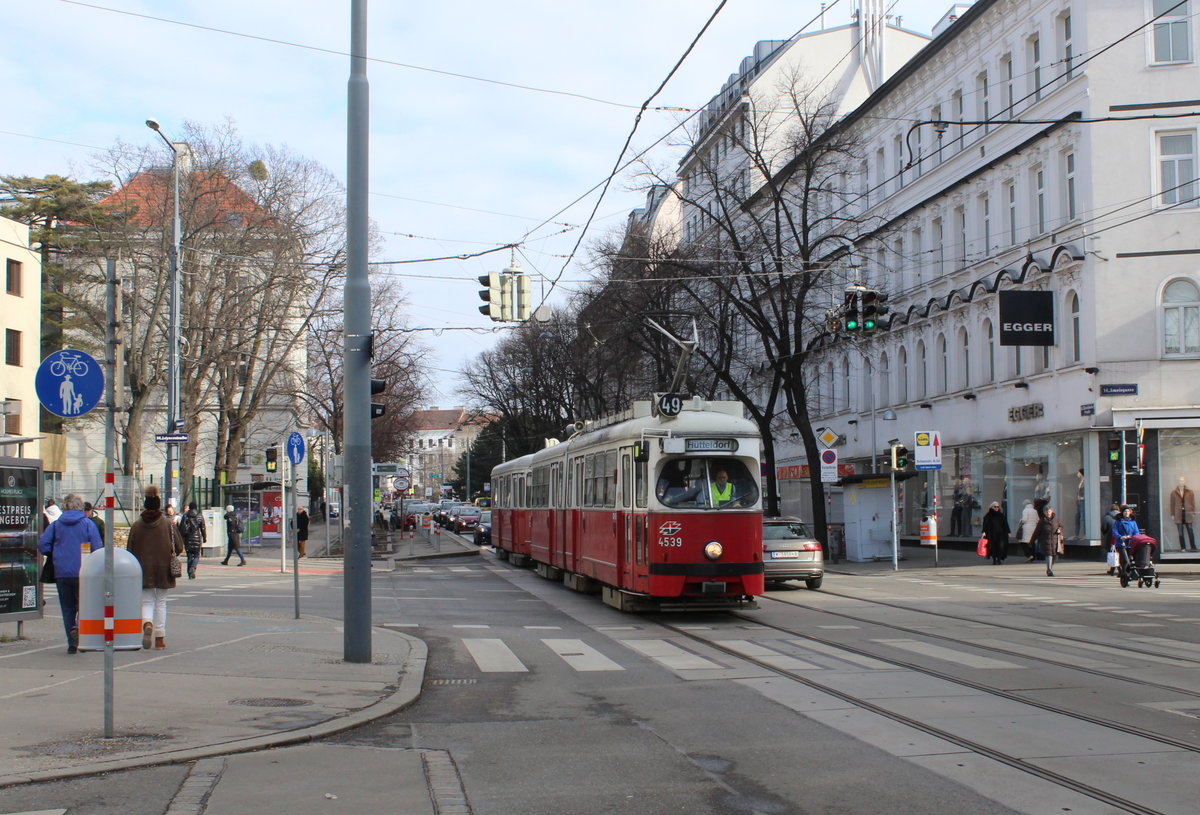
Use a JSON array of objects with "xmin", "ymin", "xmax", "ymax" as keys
[{"xmin": 0, "ymin": 525, "xmax": 481, "ymax": 797}]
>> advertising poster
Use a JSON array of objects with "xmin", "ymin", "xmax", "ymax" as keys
[
  {"xmin": 0, "ymin": 458, "xmax": 42, "ymax": 621},
  {"xmin": 262, "ymin": 490, "xmax": 282, "ymax": 537}
]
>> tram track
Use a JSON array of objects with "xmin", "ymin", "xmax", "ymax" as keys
[
  {"xmin": 757, "ymin": 588, "xmax": 1200, "ymax": 699},
  {"xmin": 655, "ymin": 615, "xmax": 1195, "ymax": 815}
]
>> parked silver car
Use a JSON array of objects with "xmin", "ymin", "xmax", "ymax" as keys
[{"xmin": 762, "ymin": 517, "xmax": 823, "ymax": 590}]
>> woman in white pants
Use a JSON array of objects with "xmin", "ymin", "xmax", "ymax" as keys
[{"xmin": 126, "ymin": 485, "xmax": 185, "ymax": 650}]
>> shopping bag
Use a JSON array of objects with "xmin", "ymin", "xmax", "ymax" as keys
[
  {"xmin": 976, "ymin": 536, "xmax": 989, "ymax": 557},
  {"xmin": 1105, "ymin": 548, "xmax": 1119, "ymax": 568}
]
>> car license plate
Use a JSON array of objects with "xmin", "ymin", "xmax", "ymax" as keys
[{"xmin": 770, "ymin": 551, "xmax": 799, "ymax": 559}]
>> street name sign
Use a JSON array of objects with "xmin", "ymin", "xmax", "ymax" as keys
[
  {"xmin": 155, "ymin": 433, "xmax": 190, "ymax": 444},
  {"xmin": 914, "ymin": 430, "xmax": 943, "ymax": 471}
]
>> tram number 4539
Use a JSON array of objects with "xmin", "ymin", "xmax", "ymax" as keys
[{"xmin": 659, "ymin": 536, "xmax": 684, "ymax": 547}]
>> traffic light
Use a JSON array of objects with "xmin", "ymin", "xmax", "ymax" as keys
[
  {"xmin": 862, "ymin": 289, "xmax": 889, "ymax": 330},
  {"xmin": 844, "ymin": 289, "xmax": 861, "ymax": 331},
  {"xmin": 265, "ymin": 447, "xmax": 278, "ymax": 473},
  {"xmin": 371, "ymin": 378, "xmax": 386, "ymax": 419},
  {"xmin": 891, "ymin": 443, "xmax": 909, "ymax": 470},
  {"xmin": 478, "ymin": 272, "xmax": 504, "ymax": 321},
  {"xmin": 513, "ymin": 272, "xmax": 531, "ymax": 321}
]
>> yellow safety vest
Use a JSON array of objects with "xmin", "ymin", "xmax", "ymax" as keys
[{"xmin": 711, "ymin": 481, "xmax": 732, "ymax": 503}]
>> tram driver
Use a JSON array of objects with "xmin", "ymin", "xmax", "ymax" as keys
[{"xmin": 655, "ymin": 459, "xmax": 758, "ymax": 509}]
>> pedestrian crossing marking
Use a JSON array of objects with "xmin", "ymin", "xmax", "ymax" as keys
[
  {"xmin": 788, "ymin": 639, "xmax": 895, "ymax": 669},
  {"xmin": 542, "ymin": 639, "xmax": 624, "ymax": 671},
  {"xmin": 715, "ymin": 640, "xmax": 822, "ymax": 670},
  {"xmin": 462, "ymin": 638, "xmax": 527, "ymax": 672},
  {"xmin": 872, "ymin": 639, "xmax": 1022, "ymax": 669},
  {"xmin": 623, "ymin": 639, "xmax": 723, "ymax": 670}
]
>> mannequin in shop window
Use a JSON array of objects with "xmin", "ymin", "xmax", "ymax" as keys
[{"xmin": 1170, "ymin": 476, "xmax": 1198, "ymax": 552}]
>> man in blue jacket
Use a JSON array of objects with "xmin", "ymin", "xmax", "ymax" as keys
[{"xmin": 38, "ymin": 493, "xmax": 103, "ymax": 654}]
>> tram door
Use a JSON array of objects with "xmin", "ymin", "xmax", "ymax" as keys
[{"xmin": 620, "ymin": 448, "xmax": 633, "ymax": 586}]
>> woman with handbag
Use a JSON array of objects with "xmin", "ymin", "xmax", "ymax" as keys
[
  {"xmin": 126, "ymin": 485, "xmax": 185, "ymax": 650},
  {"xmin": 980, "ymin": 502, "xmax": 1010, "ymax": 565},
  {"xmin": 1034, "ymin": 505, "xmax": 1064, "ymax": 577}
]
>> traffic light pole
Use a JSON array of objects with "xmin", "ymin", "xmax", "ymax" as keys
[
  {"xmin": 343, "ymin": 0, "xmax": 372, "ymax": 663},
  {"xmin": 890, "ymin": 464, "xmax": 899, "ymax": 571}
]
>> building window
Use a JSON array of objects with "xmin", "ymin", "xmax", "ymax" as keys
[
  {"xmin": 910, "ymin": 228, "xmax": 923, "ymax": 287},
  {"xmin": 894, "ymin": 135, "xmax": 904, "ymax": 190},
  {"xmin": 956, "ymin": 206, "xmax": 967, "ymax": 265},
  {"xmin": 1001, "ymin": 55, "xmax": 1014, "ymax": 117},
  {"xmin": 980, "ymin": 194, "xmax": 991, "ymax": 253},
  {"xmin": 1158, "ymin": 130, "xmax": 1198, "ymax": 206},
  {"xmin": 4, "ymin": 329, "xmax": 19, "ymax": 367},
  {"xmin": 2, "ymin": 398, "xmax": 18, "ymax": 435},
  {"xmin": 862, "ymin": 358, "xmax": 874, "ymax": 412},
  {"xmin": 1163, "ymin": 277, "xmax": 1200, "ymax": 355},
  {"xmin": 1060, "ymin": 12, "xmax": 1075, "ymax": 79},
  {"xmin": 931, "ymin": 105, "xmax": 944, "ymax": 165},
  {"xmin": 1011, "ymin": 343, "xmax": 1023, "ymax": 378},
  {"xmin": 916, "ymin": 339, "xmax": 928, "ymax": 398},
  {"xmin": 933, "ymin": 217, "xmax": 945, "ymax": 276},
  {"xmin": 879, "ymin": 352, "xmax": 891, "ymax": 407},
  {"xmin": 875, "ymin": 148, "xmax": 886, "ymax": 200},
  {"xmin": 5, "ymin": 259, "xmax": 21, "ymax": 296},
  {"xmin": 897, "ymin": 346, "xmax": 909, "ymax": 403},
  {"xmin": 1033, "ymin": 167, "xmax": 1046, "ymax": 234},
  {"xmin": 953, "ymin": 90, "xmax": 965, "ymax": 150},
  {"xmin": 840, "ymin": 357, "xmax": 851, "ymax": 411},
  {"xmin": 1069, "ymin": 291, "xmax": 1082, "ymax": 363},
  {"xmin": 977, "ymin": 71, "xmax": 990, "ymax": 133},
  {"xmin": 984, "ymin": 319, "xmax": 996, "ymax": 382},
  {"xmin": 1006, "ymin": 181, "xmax": 1018, "ymax": 244},
  {"xmin": 823, "ymin": 363, "xmax": 834, "ymax": 414},
  {"xmin": 959, "ymin": 327, "xmax": 970, "ymax": 390},
  {"xmin": 1029, "ymin": 34, "xmax": 1043, "ymax": 102},
  {"xmin": 1063, "ymin": 151, "xmax": 1077, "ymax": 221},
  {"xmin": 1151, "ymin": 0, "xmax": 1192, "ymax": 64},
  {"xmin": 936, "ymin": 333, "xmax": 948, "ymax": 394}
]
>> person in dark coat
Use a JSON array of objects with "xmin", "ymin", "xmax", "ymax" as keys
[
  {"xmin": 83, "ymin": 501, "xmax": 104, "ymax": 542},
  {"xmin": 296, "ymin": 507, "xmax": 309, "ymax": 557},
  {"xmin": 126, "ymin": 485, "xmax": 185, "ymax": 650},
  {"xmin": 179, "ymin": 502, "xmax": 207, "ymax": 578},
  {"xmin": 221, "ymin": 505, "xmax": 246, "ymax": 566},
  {"xmin": 980, "ymin": 501, "xmax": 1010, "ymax": 564},
  {"xmin": 38, "ymin": 493, "xmax": 103, "ymax": 654},
  {"xmin": 1034, "ymin": 505, "xmax": 1064, "ymax": 577}
]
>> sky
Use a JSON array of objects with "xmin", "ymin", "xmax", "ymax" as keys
[{"xmin": 3, "ymin": 0, "xmax": 952, "ymax": 408}]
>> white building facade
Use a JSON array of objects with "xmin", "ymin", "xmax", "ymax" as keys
[
  {"xmin": 650, "ymin": 1, "xmax": 1200, "ymax": 559},
  {"xmin": 0, "ymin": 215, "xmax": 44, "ymax": 462}
]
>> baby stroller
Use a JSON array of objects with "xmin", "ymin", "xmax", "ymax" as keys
[{"xmin": 1117, "ymin": 534, "xmax": 1160, "ymax": 588}]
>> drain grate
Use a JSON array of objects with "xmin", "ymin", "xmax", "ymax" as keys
[
  {"xmin": 230, "ymin": 697, "xmax": 313, "ymax": 707},
  {"xmin": 429, "ymin": 678, "xmax": 478, "ymax": 686}
]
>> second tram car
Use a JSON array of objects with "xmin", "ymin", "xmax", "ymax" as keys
[{"xmin": 490, "ymin": 399, "xmax": 764, "ymax": 611}]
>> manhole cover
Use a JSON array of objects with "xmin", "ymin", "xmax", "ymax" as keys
[{"xmin": 230, "ymin": 697, "xmax": 313, "ymax": 707}]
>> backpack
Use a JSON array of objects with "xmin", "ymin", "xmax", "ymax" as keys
[{"xmin": 180, "ymin": 513, "xmax": 202, "ymax": 542}]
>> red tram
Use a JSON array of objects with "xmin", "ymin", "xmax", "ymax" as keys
[{"xmin": 490, "ymin": 399, "xmax": 764, "ymax": 611}]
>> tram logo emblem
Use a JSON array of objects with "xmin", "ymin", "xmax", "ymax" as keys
[{"xmin": 658, "ymin": 521, "xmax": 683, "ymax": 536}]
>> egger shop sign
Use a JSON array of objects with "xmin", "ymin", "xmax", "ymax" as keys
[{"xmin": 998, "ymin": 291, "xmax": 1055, "ymax": 346}]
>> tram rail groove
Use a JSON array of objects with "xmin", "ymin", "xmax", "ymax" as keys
[
  {"xmin": 658, "ymin": 618, "xmax": 1183, "ymax": 815},
  {"xmin": 757, "ymin": 589, "xmax": 1200, "ymax": 699}
]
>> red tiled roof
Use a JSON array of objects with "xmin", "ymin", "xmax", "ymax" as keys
[{"xmin": 100, "ymin": 169, "xmax": 267, "ymax": 228}]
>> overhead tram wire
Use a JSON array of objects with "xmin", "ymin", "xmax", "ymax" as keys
[{"xmin": 57, "ymin": 0, "xmax": 661, "ymax": 111}]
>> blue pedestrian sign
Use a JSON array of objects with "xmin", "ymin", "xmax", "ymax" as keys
[
  {"xmin": 35, "ymin": 349, "xmax": 104, "ymax": 418},
  {"xmin": 287, "ymin": 431, "xmax": 305, "ymax": 465}
]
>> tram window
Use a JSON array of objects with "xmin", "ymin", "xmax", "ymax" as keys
[
  {"xmin": 635, "ymin": 458, "xmax": 647, "ymax": 508},
  {"xmin": 605, "ymin": 450, "xmax": 618, "ymax": 508},
  {"xmin": 620, "ymin": 452, "xmax": 632, "ymax": 508},
  {"xmin": 584, "ymin": 454, "xmax": 596, "ymax": 507},
  {"xmin": 654, "ymin": 457, "xmax": 759, "ymax": 509}
]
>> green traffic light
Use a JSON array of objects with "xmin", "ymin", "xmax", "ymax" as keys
[
  {"xmin": 845, "ymin": 317, "xmax": 860, "ymax": 330},
  {"xmin": 863, "ymin": 318, "xmax": 876, "ymax": 330}
]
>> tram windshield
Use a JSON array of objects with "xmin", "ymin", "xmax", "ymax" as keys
[{"xmin": 654, "ymin": 457, "xmax": 759, "ymax": 509}]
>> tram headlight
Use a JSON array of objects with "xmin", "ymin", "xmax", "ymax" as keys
[{"xmin": 703, "ymin": 541, "xmax": 724, "ymax": 561}]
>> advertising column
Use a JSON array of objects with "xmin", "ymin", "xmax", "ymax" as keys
[{"xmin": 0, "ymin": 457, "xmax": 42, "ymax": 623}]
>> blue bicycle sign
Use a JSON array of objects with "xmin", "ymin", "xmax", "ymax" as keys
[{"xmin": 35, "ymin": 349, "xmax": 104, "ymax": 418}]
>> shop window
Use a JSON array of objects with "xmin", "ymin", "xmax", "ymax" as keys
[
  {"xmin": 1151, "ymin": 0, "xmax": 1192, "ymax": 64},
  {"xmin": 1163, "ymin": 277, "xmax": 1200, "ymax": 355}
]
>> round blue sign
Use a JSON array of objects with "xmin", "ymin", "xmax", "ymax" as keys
[
  {"xmin": 35, "ymin": 349, "xmax": 104, "ymax": 418},
  {"xmin": 287, "ymin": 431, "xmax": 305, "ymax": 465}
]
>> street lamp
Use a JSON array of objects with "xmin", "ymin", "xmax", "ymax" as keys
[{"xmin": 145, "ymin": 118, "xmax": 182, "ymax": 511}]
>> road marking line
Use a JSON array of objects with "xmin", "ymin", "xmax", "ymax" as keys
[
  {"xmin": 872, "ymin": 639, "xmax": 1021, "ymax": 669},
  {"xmin": 714, "ymin": 640, "xmax": 822, "ymax": 670},
  {"xmin": 623, "ymin": 639, "xmax": 722, "ymax": 670},
  {"xmin": 463, "ymin": 638, "xmax": 527, "ymax": 672},
  {"xmin": 543, "ymin": 639, "xmax": 624, "ymax": 671}
]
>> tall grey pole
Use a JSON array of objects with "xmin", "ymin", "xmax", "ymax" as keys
[
  {"xmin": 291, "ymin": 449, "xmax": 300, "ymax": 619},
  {"xmin": 344, "ymin": 0, "xmax": 372, "ymax": 662},
  {"xmin": 103, "ymin": 257, "xmax": 119, "ymax": 738}
]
